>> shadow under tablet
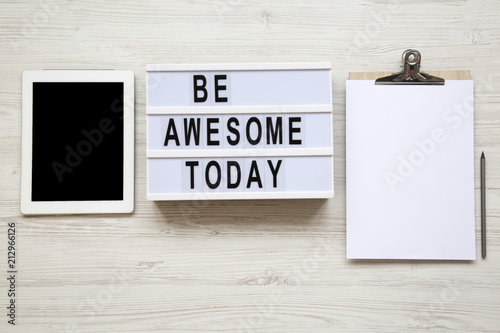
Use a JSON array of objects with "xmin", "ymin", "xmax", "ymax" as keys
[{"xmin": 31, "ymin": 82, "xmax": 124, "ymax": 201}]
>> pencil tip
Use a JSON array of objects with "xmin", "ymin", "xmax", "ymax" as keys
[{"xmin": 481, "ymin": 151, "xmax": 485, "ymax": 158}]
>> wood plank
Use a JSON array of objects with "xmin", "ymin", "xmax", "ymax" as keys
[{"xmin": 0, "ymin": 0, "xmax": 499, "ymax": 332}]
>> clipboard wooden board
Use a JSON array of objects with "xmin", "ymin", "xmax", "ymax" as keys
[
  {"xmin": 345, "ymin": 53, "xmax": 475, "ymax": 260},
  {"xmin": 349, "ymin": 70, "xmax": 470, "ymax": 81}
]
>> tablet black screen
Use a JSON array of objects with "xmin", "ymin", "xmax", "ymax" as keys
[{"xmin": 31, "ymin": 82, "xmax": 124, "ymax": 201}]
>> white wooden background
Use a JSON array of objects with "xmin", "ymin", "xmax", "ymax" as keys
[{"xmin": 1, "ymin": 1, "xmax": 499, "ymax": 332}]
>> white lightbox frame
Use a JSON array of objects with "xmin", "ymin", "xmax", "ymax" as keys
[{"xmin": 146, "ymin": 62, "xmax": 333, "ymax": 200}]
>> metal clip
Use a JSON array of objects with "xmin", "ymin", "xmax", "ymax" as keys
[{"xmin": 375, "ymin": 49, "xmax": 445, "ymax": 85}]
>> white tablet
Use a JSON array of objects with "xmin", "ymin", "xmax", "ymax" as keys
[{"xmin": 21, "ymin": 70, "xmax": 134, "ymax": 215}]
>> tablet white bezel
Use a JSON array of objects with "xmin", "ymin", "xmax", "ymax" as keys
[{"xmin": 21, "ymin": 70, "xmax": 134, "ymax": 215}]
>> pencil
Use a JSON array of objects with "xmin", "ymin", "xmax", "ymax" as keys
[{"xmin": 481, "ymin": 152, "xmax": 486, "ymax": 259}]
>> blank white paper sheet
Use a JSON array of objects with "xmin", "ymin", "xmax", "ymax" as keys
[{"xmin": 346, "ymin": 80, "xmax": 476, "ymax": 260}]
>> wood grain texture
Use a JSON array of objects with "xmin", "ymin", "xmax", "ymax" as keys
[{"xmin": 1, "ymin": 0, "xmax": 499, "ymax": 332}]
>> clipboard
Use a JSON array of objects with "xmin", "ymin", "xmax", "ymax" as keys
[{"xmin": 346, "ymin": 50, "xmax": 475, "ymax": 260}]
